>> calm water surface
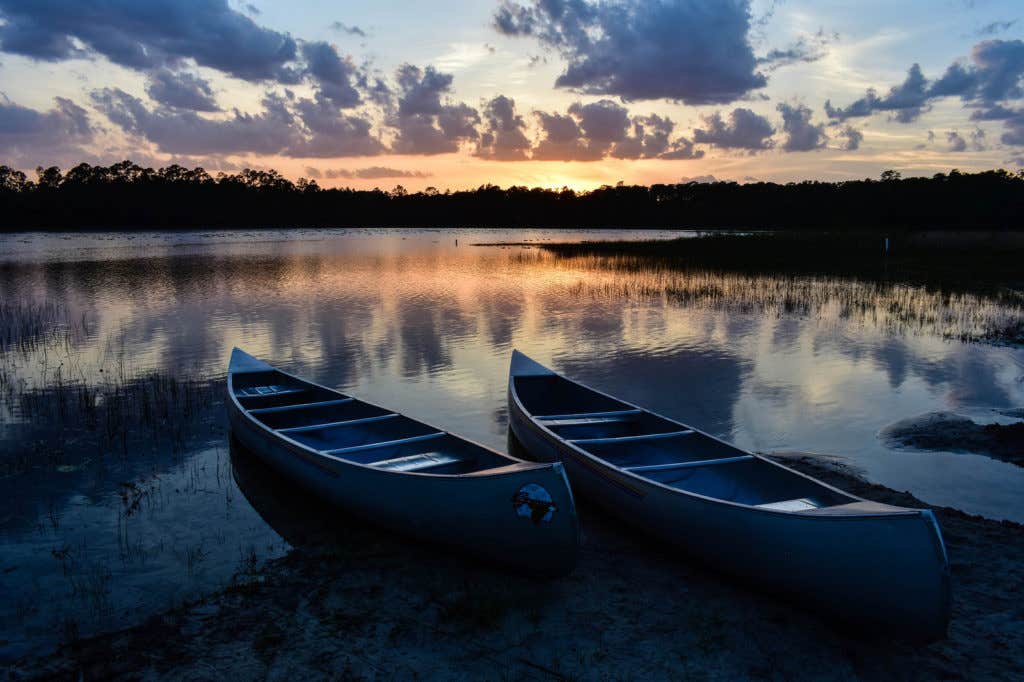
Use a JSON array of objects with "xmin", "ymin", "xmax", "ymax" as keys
[{"xmin": 1, "ymin": 228, "xmax": 1022, "ymax": 660}]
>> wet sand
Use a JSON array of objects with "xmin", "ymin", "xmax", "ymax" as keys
[{"xmin": 12, "ymin": 453, "xmax": 1024, "ymax": 681}]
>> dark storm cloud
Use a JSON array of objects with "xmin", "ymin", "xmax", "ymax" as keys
[
  {"xmin": 0, "ymin": 95, "xmax": 94, "ymax": 161},
  {"xmin": 692, "ymin": 108, "xmax": 775, "ymax": 150},
  {"xmin": 474, "ymin": 95, "xmax": 531, "ymax": 160},
  {"xmin": 300, "ymin": 41, "xmax": 361, "ymax": 107},
  {"xmin": 825, "ymin": 40, "xmax": 1024, "ymax": 125},
  {"xmin": 777, "ymin": 102, "xmax": 827, "ymax": 151},
  {"xmin": 145, "ymin": 69, "xmax": 219, "ymax": 111},
  {"xmin": 837, "ymin": 125, "xmax": 863, "ymax": 151},
  {"xmin": 493, "ymin": 0, "xmax": 767, "ymax": 104},
  {"xmin": 0, "ymin": 0, "xmax": 301, "ymax": 83},
  {"xmin": 389, "ymin": 65, "xmax": 479, "ymax": 155}
]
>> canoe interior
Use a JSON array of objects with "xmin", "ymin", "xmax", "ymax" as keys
[
  {"xmin": 514, "ymin": 375, "xmax": 855, "ymax": 510},
  {"xmin": 233, "ymin": 369, "xmax": 513, "ymax": 475}
]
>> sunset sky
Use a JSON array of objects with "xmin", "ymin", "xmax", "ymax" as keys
[{"xmin": 1, "ymin": 0, "xmax": 1022, "ymax": 190}]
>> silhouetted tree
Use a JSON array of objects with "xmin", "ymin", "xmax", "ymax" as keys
[{"xmin": 1, "ymin": 160, "xmax": 1022, "ymax": 230}]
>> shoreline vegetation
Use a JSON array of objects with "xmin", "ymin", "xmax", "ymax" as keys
[
  {"xmin": 14, "ymin": 452, "xmax": 1023, "ymax": 680},
  {"xmin": 526, "ymin": 233, "xmax": 1024, "ymax": 346},
  {"xmin": 2, "ymin": 161, "xmax": 1024, "ymax": 230}
]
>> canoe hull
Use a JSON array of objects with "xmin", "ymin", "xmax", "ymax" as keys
[
  {"xmin": 508, "ymin": 382, "xmax": 951, "ymax": 639},
  {"xmin": 225, "ymin": 353, "xmax": 579, "ymax": 578}
]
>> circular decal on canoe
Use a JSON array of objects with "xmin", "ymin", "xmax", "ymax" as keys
[{"xmin": 511, "ymin": 484, "xmax": 557, "ymax": 524}]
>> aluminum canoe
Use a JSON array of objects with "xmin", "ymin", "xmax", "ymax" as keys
[
  {"xmin": 227, "ymin": 348, "xmax": 578, "ymax": 577},
  {"xmin": 507, "ymin": 350, "xmax": 950, "ymax": 638}
]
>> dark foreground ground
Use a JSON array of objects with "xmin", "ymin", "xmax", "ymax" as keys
[{"xmin": 10, "ymin": 454, "xmax": 1024, "ymax": 681}]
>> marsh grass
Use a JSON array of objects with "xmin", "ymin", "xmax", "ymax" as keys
[{"xmin": 526, "ymin": 246, "xmax": 1024, "ymax": 344}]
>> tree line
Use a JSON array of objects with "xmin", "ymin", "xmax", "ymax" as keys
[{"xmin": 1, "ymin": 161, "xmax": 1023, "ymax": 230}]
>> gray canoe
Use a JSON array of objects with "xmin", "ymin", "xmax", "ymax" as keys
[
  {"xmin": 227, "ymin": 348, "xmax": 578, "ymax": 577},
  {"xmin": 507, "ymin": 350, "xmax": 951, "ymax": 638}
]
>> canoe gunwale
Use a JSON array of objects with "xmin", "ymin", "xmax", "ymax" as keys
[
  {"xmin": 228, "ymin": 348, "xmax": 551, "ymax": 481},
  {"xmin": 507, "ymin": 351, "xmax": 925, "ymax": 521}
]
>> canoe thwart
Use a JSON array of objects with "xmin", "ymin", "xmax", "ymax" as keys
[
  {"xmin": 277, "ymin": 413, "xmax": 398, "ymax": 434},
  {"xmin": 569, "ymin": 429, "xmax": 695, "ymax": 446},
  {"xmin": 623, "ymin": 454, "xmax": 753, "ymax": 473},
  {"xmin": 249, "ymin": 398, "xmax": 354, "ymax": 415},
  {"xmin": 322, "ymin": 431, "xmax": 446, "ymax": 456}
]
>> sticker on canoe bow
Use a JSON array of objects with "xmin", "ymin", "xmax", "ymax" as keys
[{"xmin": 511, "ymin": 484, "xmax": 557, "ymax": 524}]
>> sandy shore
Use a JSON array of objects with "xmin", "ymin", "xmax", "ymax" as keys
[{"xmin": 11, "ymin": 453, "xmax": 1024, "ymax": 681}]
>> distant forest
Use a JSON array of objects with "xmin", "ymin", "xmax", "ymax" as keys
[{"xmin": 1, "ymin": 161, "xmax": 1023, "ymax": 230}]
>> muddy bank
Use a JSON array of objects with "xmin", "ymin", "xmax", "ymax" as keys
[
  {"xmin": 881, "ymin": 411, "xmax": 1024, "ymax": 465},
  {"xmin": 12, "ymin": 453, "xmax": 1024, "ymax": 681}
]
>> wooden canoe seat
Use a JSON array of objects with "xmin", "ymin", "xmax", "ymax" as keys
[
  {"xmin": 236, "ymin": 385, "xmax": 305, "ymax": 398},
  {"xmin": 541, "ymin": 415, "xmax": 638, "ymax": 428},
  {"xmin": 368, "ymin": 451, "xmax": 468, "ymax": 472},
  {"xmin": 756, "ymin": 498, "xmax": 819, "ymax": 512}
]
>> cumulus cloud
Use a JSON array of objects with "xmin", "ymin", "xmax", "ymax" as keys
[
  {"xmin": 330, "ymin": 22, "xmax": 367, "ymax": 38},
  {"xmin": 611, "ymin": 114, "xmax": 673, "ymax": 159},
  {"xmin": 532, "ymin": 110, "xmax": 593, "ymax": 160},
  {"xmin": 92, "ymin": 87, "xmax": 301, "ymax": 155},
  {"xmin": 493, "ymin": 0, "xmax": 767, "ymax": 104},
  {"xmin": 777, "ymin": 102, "xmax": 827, "ymax": 152},
  {"xmin": 837, "ymin": 125, "xmax": 863, "ymax": 151},
  {"xmin": 659, "ymin": 136, "xmax": 704, "ymax": 160},
  {"xmin": 759, "ymin": 29, "xmax": 837, "ymax": 70},
  {"xmin": 389, "ymin": 64, "xmax": 479, "ymax": 154},
  {"xmin": 946, "ymin": 130, "xmax": 967, "ymax": 152},
  {"xmin": 475, "ymin": 95, "xmax": 531, "ymax": 160},
  {"xmin": 0, "ymin": 0, "xmax": 301, "ymax": 83},
  {"xmin": 0, "ymin": 95, "xmax": 94, "ymax": 164},
  {"xmin": 145, "ymin": 69, "xmax": 219, "ymax": 111},
  {"xmin": 679, "ymin": 175, "xmax": 718, "ymax": 183},
  {"xmin": 825, "ymin": 39, "xmax": 1024, "ymax": 126},
  {"xmin": 300, "ymin": 41, "xmax": 361, "ymax": 107},
  {"xmin": 286, "ymin": 94, "xmax": 385, "ymax": 157},
  {"xmin": 825, "ymin": 63, "xmax": 930, "ymax": 123},
  {"xmin": 977, "ymin": 20, "xmax": 1016, "ymax": 37},
  {"xmin": 323, "ymin": 166, "xmax": 431, "ymax": 179},
  {"xmin": 692, "ymin": 108, "xmax": 775, "ymax": 150},
  {"xmin": 530, "ymin": 99, "xmax": 695, "ymax": 161}
]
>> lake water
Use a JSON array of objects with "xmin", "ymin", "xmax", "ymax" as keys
[{"xmin": 1, "ymin": 228, "xmax": 1023, "ymax": 661}]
